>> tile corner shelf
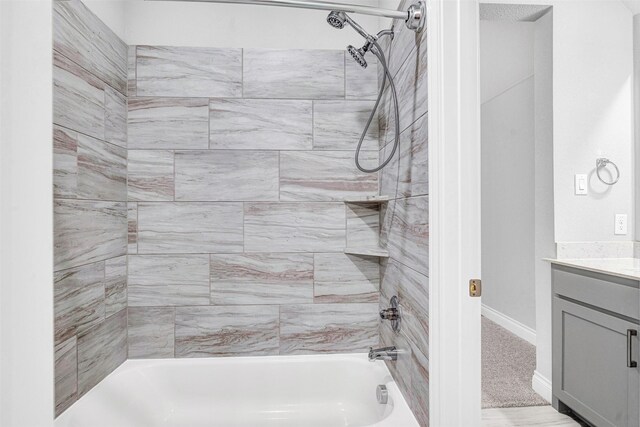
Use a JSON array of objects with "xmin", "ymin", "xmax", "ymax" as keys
[
  {"xmin": 343, "ymin": 195, "xmax": 390, "ymax": 204},
  {"xmin": 344, "ymin": 247, "xmax": 389, "ymax": 258}
]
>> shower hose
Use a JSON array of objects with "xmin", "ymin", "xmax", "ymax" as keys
[{"xmin": 355, "ymin": 40, "xmax": 401, "ymax": 174}]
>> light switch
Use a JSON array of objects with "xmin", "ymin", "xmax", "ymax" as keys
[
  {"xmin": 615, "ymin": 214, "xmax": 627, "ymax": 235},
  {"xmin": 575, "ymin": 174, "xmax": 588, "ymax": 195}
]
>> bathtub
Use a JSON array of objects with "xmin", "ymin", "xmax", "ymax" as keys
[{"xmin": 55, "ymin": 353, "xmax": 419, "ymax": 427}]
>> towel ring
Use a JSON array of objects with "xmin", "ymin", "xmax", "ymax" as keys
[{"xmin": 596, "ymin": 158, "xmax": 620, "ymax": 185}]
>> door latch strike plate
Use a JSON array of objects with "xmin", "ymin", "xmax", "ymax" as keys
[{"xmin": 469, "ymin": 279, "xmax": 482, "ymax": 297}]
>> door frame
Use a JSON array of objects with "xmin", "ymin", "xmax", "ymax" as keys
[{"xmin": 427, "ymin": 0, "xmax": 482, "ymax": 426}]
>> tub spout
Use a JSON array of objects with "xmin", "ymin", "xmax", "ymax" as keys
[{"xmin": 368, "ymin": 346, "xmax": 398, "ymax": 362}]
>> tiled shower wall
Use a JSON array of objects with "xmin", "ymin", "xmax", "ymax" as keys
[
  {"xmin": 378, "ymin": 3, "xmax": 430, "ymax": 426},
  {"xmin": 125, "ymin": 45, "xmax": 384, "ymax": 358},
  {"xmin": 53, "ymin": 0, "xmax": 128, "ymax": 416}
]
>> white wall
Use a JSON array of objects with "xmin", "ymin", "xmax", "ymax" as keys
[
  {"xmin": 482, "ymin": 0, "xmax": 635, "ymax": 243},
  {"xmin": 0, "ymin": 1, "xmax": 55, "ymax": 426},
  {"xmin": 635, "ymin": 14, "xmax": 640, "ymax": 240},
  {"xmin": 480, "ymin": 20, "xmax": 537, "ymax": 330},
  {"xmin": 84, "ymin": 0, "xmax": 401, "ymax": 49}
]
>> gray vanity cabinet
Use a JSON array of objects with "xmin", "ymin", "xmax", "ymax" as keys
[{"xmin": 552, "ymin": 265, "xmax": 640, "ymax": 427}]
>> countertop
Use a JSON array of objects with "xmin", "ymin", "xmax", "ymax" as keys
[{"xmin": 546, "ymin": 257, "xmax": 640, "ymax": 281}]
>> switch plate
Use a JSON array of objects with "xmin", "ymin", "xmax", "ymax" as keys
[
  {"xmin": 615, "ymin": 214, "xmax": 627, "ymax": 235},
  {"xmin": 575, "ymin": 174, "xmax": 588, "ymax": 195}
]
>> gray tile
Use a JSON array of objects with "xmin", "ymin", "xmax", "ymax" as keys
[
  {"xmin": 128, "ymin": 307, "xmax": 175, "ymax": 358},
  {"xmin": 313, "ymin": 101, "xmax": 378, "ymax": 150},
  {"xmin": 105, "ymin": 256, "xmax": 127, "ymax": 317},
  {"xmin": 54, "ymin": 200, "xmax": 127, "ymax": 271},
  {"xmin": 55, "ymin": 336, "xmax": 77, "ymax": 417},
  {"xmin": 346, "ymin": 57, "xmax": 379, "ymax": 100},
  {"xmin": 381, "ymin": 196, "xmax": 429, "ymax": 276},
  {"xmin": 127, "ymin": 150, "xmax": 175, "ymax": 201},
  {"xmin": 380, "ymin": 113, "xmax": 428, "ymax": 198},
  {"xmin": 210, "ymin": 253, "xmax": 314, "ymax": 305},
  {"xmin": 136, "ymin": 46, "xmax": 242, "ymax": 97},
  {"xmin": 175, "ymin": 306, "xmax": 280, "ymax": 357},
  {"xmin": 128, "ymin": 98, "xmax": 209, "ymax": 149},
  {"xmin": 128, "ymin": 203, "xmax": 138, "ymax": 254},
  {"xmin": 77, "ymin": 134, "xmax": 127, "ymax": 201},
  {"xmin": 137, "ymin": 202, "xmax": 244, "ymax": 254},
  {"xmin": 209, "ymin": 99, "xmax": 312, "ymax": 150},
  {"xmin": 243, "ymin": 49, "xmax": 345, "ymax": 98},
  {"xmin": 128, "ymin": 45, "xmax": 137, "ymax": 97},
  {"xmin": 54, "ymin": 261, "xmax": 105, "ymax": 345},
  {"xmin": 128, "ymin": 255, "xmax": 210, "ymax": 307},
  {"xmin": 54, "ymin": 52, "xmax": 105, "ymax": 140},
  {"xmin": 54, "ymin": 126, "xmax": 78, "ymax": 198},
  {"xmin": 314, "ymin": 253, "xmax": 379, "ymax": 303},
  {"xmin": 410, "ymin": 344, "xmax": 430, "ymax": 426},
  {"xmin": 346, "ymin": 203, "xmax": 381, "ymax": 248},
  {"xmin": 77, "ymin": 309, "xmax": 127, "ymax": 397},
  {"xmin": 279, "ymin": 303, "xmax": 379, "ymax": 354},
  {"xmin": 175, "ymin": 151, "xmax": 279, "ymax": 201},
  {"xmin": 53, "ymin": 0, "xmax": 127, "ymax": 94},
  {"xmin": 104, "ymin": 86, "xmax": 127, "ymax": 148},
  {"xmin": 280, "ymin": 151, "xmax": 378, "ymax": 201},
  {"xmin": 244, "ymin": 202, "xmax": 345, "ymax": 252}
]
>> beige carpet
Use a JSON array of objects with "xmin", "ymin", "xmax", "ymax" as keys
[{"xmin": 482, "ymin": 316, "xmax": 549, "ymax": 409}]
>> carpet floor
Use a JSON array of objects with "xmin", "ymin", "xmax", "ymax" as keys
[{"xmin": 482, "ymin": 316, "xmax": 549, "ymax": 409}]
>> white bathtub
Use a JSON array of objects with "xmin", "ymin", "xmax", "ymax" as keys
[{"xmin": 55, "ymin": 353, "xmax": 419, "ymax": 427}]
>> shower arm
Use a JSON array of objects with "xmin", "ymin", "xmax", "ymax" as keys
[{"xmin": 145, "ymin": 0, "xmax": 426, "ymax": 31}]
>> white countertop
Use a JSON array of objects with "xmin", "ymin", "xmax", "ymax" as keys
[{"xmin": 546, "ymin": 258, "xmax": 640, "ymax": 281}]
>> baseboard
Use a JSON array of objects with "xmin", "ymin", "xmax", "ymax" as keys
[
  {"xmin": 481, "ymin": 304, "xmax": 536, "ymax": 345},
  {"xmin": 531, "ymin": 370, "xmax": 552, "ymax": 403}
]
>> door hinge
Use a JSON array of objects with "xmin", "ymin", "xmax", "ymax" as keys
[{"xmin": 469, "ymin": 279, "xmax": 482, "ymax": 297}]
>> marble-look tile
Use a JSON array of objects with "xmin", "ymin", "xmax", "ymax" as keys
[
  {"xmin": 243, "ymin": 49, "xmax": 345, "ymax": 98},
  {"xmin": 346, "ymin": 57, "xmax": 379, "ymax": 100},
  {"xmin": 53, "ymin": 0, "xmax": 127, "ymax": 94},
  {"xmin": 77, "ymin": 134, "xmax": 127, "ymax": 201},
  {"xmin": 380, "ymin": 113, "xmax": 428, "ymax": 198},
  {"xmin": 128, "ymin": 46, "xmax": 137, "ymax": 97},
  {"xmin": 279, "ymin": 303, "xmax": 379, "ymax": 354},
  {"xmin": 136, "ymin": 46, "xmax": 242, "ymax": 97},
  {"xmin": 244, "ymin": 202, "xmax": 345, "ymax": 252},
  {"xmin": 54, "ymin": 52, "xmax": 105, "ymax": 140},
  {"xmin": 128, "ymin": 255, "xmax": 210, "ymax": 306},
  {"xmin": 77, "ymin": 309, "xmax": 127, "ymax": 397},
  {"xmin": 379, "ymin": 323, "xmax": 413, "ymax": 397},
  {"xmin": 175, "ymin": 151, "xmax": 279, "ymax": 201},
  {"xmin": 105, "ymin": 256, "xmax": 127, "ymax": 317},
  {"xmin": 346, "ymin": 203, "xmax": 381, "ymax": 248},
  {"xmin": 313, "ymin": 101, "xmax": 378, "ymax": 150},
  {"xmin": 128, "ymin": 98, "xmax": 209, "ymax": 149},
  {"xmin": 128, "ymin": 203, "xmax": 138, "ymax": 254},
  {"xmin": 54, "ymin": 126, "xmax": 78, "ymax": 198},
  {"xmin": 556, "ymin": 241, "xmax": 634, "ymax": 259},
  {"xmin": 175, "ymin": 306, "xmax": 280, "ymax": 357},
  {"xmin": 54, "ymin": 200, "xmax": 127, "ymax": 271},
  {"xmin": 54, "ymin": 261, "xmax": 105, "ymax": 345},
  {"xmin": 104, "ymin": 86, "xmax": 127, "ymax": 148},
  {"xmin": 127, "ymin": 150, "xmax": 175, "ymax": 201},
  {"xmin": 381, "ymin": 196, "xmax": 429, "ymax": 276},
  {"xmin": 314, "ymin": 253, "xmax": 379, "ymax": 303},
  {"xmin": 55, "ymin": 336, "xmax": 77, "ymax": 417},
  {"xmin": 410, "ymin": 344, "xmax": 430, "ymax": 427},
  {"xmin": 280, "ymin": 151, "xmax": 378, "ymax": 201},
  {"xmin": 128, "ymin": 307, "xmax": 175, "ymax": 358},
  {"xmin": 210, "ymin": 253, "xmax": 314, "ymax": 305},
  {"xmin": 137, "ymin": 202, "xmax": 243, "ymax": 254},
  {"xmin": 209, "ymin": 99, "xmax": 312, "ymax": 150}
]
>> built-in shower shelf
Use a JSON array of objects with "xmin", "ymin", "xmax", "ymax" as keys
[
  {"xmin": 343, "ymin": 195, "xmax": 390, "ymax": 204},
  {"xmin": 344, "ymin": 247, "xmax": 390, "ymax": 258}
]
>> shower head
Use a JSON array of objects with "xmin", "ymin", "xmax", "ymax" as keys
[
  {"xmin": 326, "ymin": 11, "xmax": 347, "ymax": 29},
  {"xmin": 347, "ymin": 45, "xmax": 368, "ymax": 68}
]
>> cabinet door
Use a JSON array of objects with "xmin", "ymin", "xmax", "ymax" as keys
[{"xmin": 553, "ymin": 297, "xmax": 639, "ymax": 427}]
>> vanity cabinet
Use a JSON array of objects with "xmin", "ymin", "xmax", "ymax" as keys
[{"xmin": 552, "ymin": 265, "xmax": 640, "ymax": 427}]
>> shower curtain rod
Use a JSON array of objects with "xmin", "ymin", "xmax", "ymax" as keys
[{"xmin": 145, "ymin": 0, "xmax": 410, "ymax": 20}]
